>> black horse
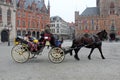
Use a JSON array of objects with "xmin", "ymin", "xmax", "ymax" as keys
[{"xmin": 69, "ymin": 30, "xmax": 108, "ymax": 60}]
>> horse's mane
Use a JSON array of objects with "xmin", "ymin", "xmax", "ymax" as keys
[
  {"xmin": 97, "ymin": 30, "xmax": 107, "ymax": 35},
  {"xmin": 75, "ymin": 33, "xmax": 95, "ymax": 39},
  {"xmin": 96, "ymin": 30, "xmax": 103, "ymax": 35}
]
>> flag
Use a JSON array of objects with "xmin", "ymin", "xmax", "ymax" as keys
[
  {"xmin": 91, "ymin": 19, "xmax": 94, "ymax": 30},
  {"xmin": 91, "ymin": 19, "xmax": 94, "ymax": 25}
]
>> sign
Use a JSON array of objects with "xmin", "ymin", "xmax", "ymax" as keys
[{"xmin": 84, "ymin": 30, "xmax": 89, "ymax": 33}]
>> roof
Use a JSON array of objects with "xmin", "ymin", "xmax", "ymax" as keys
[
  {"xmin": 50, "ymin": 16, "xmax": 63, "ymax": 21},
  {"xmin": 81, "ymin": 7, "xmax": 100, "ymax": 16},
  {"xmin": 16, "ymin": 0, "xmax": 45, "ymax": 9}
]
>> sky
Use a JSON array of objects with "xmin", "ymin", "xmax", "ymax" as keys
[{"xmin": 45, "ymin": 0, "xmax": 96, "ymax": 22}]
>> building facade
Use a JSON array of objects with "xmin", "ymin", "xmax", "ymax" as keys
[
  {"xmin": 75, "ymin": 0, "xmax": 120, "ymax": 39},
  {"xmin": 16, "ymin": 0, "xmax": 50, "ymax": 39},
  {"xmin": 68, "ymin": 22, "xmax": 75, "ymax": 39},
  {"xmin": 0, "ymin": 0, "xmax": 16, "ymax": 42},
  {"xmin": 50, "ymin": 16, "xmax": 70, "ymax": 39}
]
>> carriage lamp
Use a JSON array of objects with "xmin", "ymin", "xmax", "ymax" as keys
[
  {"xmin": 5, "ymin": 24, "xmax": 12, "ymax": 46},
  {"xmin": 44, "ymin": 36, "xmax": 49, "ymax": 39}
]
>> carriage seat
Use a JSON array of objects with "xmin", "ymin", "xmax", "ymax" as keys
[{"xmin": 15, "ymin": 36, "xmax": 28, "ymax": 45}]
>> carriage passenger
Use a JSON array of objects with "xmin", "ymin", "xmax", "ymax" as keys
[
  {"xmin": 55, "ymin": 37, "xmax": 63, "ymax": 47},
  {"xmin": 24, "ymin": 33, "xmax": 38, "ymax": 51},
  {"xmin": 24, "ymin": 34, "xmax": 31, "ymax": 42}
]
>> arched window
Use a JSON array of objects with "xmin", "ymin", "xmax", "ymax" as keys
[
  {"xmin": 6, "ymin": 0, "xmax": 12, "ymax": 4},
  {"xmin": 28, "ymin": 21, "xmax": 30, "ymax": 28},
  {"xmin": 22, "ymin": 30, "xmax": 26, "ymax": 36},
  {"xmin": 110, "ymin": 2, "xmax": 115, "ymax": 14},
  {"xmin": 7, "ymin": 9, "xmax": 11, "ymax": 25},
  {"xmin": 28, "ymin": 31, "xmax": 31, "ymax": 35},
  {"xmin": 32, "ymin": 22, "xmax": 35, "ymax": 28},
  {"xmin": 17, "ymin": 20, "xmax": 20, "ymax": 27},
  {"xmin": 32, "ymin": 31, "xmax": 36, "ymax": 37},
  {"xmin": 22, "ymin": 21, "xmax": 25, "ymax": 27},
  {"xmin": 96, "ymin": 25, "xmax": 99, "ymax": 30},
  {"xmin": 17, "ymin": 30, "xmax": 21, "ymax": 36},
  {"xmin": 0, "ymin": 7, "xmax": 2, "ymax": 23},
  {"xmin": 110, "ymin": 2, "xmax": 114, "ymax": 8}
]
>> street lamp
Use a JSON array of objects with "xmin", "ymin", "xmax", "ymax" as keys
[{"xmin": 5, "ymin": 24, "xmax": 12, "ymax": 46}]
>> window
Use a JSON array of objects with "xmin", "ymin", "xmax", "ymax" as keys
[
  {"xmin": 7, "ymin": 9, "xmax": 11, "ymax": 25},
  {"xmin": 20, "ymin": 1, "xmax": 23, "ymax": 8},
  {"xmin": 37, "ymin": 22, "xmax": 40, "ymax": 28},
  {"xmin": 22, "ymin": 21, "xmax": 25, "ymax": 27},
  {"xmin": 6, "ymin": 0, "xmax": 12, "ymax": 4},
  {"xmin": 34, "ymin": 22, "xmax": 36, "ymax": 28},
  {"xmin": 0, "ymin": 0, "xmax": 4, "ymax": 2},
  {"xmin": 85, "ymin": 26, "xmax": 88, "ymax": 30},
  {"xmin": 17, "ymin": 11, "xmax": 21, "ymax": 17},
  {"xmin": 96, "ymin": 25, "xmax": 99, "ymax": 30},
  {"xmin": 28, "ymin": 21, "xmax": 30, "ymax": 28},
  {"xmin": 104, "ymin": 21, "xmax": 106, "ymax": 26},
  {"xmin": 17, "ymin": 30, "xmax": 21, "ymax": 36},
  {"xmin": 91, "ymin": 19, "xmax": 94, "ymax": 30},
  {"xmin": 22, "ymin": 12, "xmax": 25, "ymax": 17},
  {"xmin": 17, "ymin": 20, "xmax": 20, "ymax": 27},
  {"xmin": 57, "ymin": 29, "xmax": 59, "ymax": 33},
  {"xmin": 57, "ymin": 24, "xmax": 59, "ymax": 28},
  {"xmin": 28, "ymin": 14, "xmax": 31, "ymax": 18},
  {"xmin": 32, "ymin": 22, "xmax": 35, "ymax": 28},
  {"xmin": 50, "ymin": 29, "xmax": 55, "ymax": 33},
  {"xmin": 0, "ymin": 8, "xmax": 2, "ymax": 23},
  {"xmin": 110, "ymin": 2, "xmax": 115, "ymax": 14},
  {"xmin": 79, "ymin": 26, "xmax": 82, "ymax": 30},
  {"xmin": 22, "ymin": 30, "xmax": 26, "ymax": 36}
]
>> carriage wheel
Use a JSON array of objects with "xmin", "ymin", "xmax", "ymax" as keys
[
  {"xmin": 11, "ymin": 44, "xmax": 30, "ymax": 63},
  {"xmin": 48, "ymin": 47, "xmax": 65, "ymax": 63}
]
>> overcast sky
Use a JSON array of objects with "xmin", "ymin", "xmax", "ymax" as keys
[{"xmin": 45, "ymin": 0, "xmax": 96, "ymax": 22}]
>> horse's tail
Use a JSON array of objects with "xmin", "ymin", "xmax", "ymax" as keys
[
  {"xmin": 69, "ymin": 39, "xmax": 75, "ymax": 56},
  {"xmin": 64, "ymin": 39, "xmax": 75, "ymax": 56}
]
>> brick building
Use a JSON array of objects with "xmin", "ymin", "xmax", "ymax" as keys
[
  {"xmin": 75, "ymin": 0, "xmax": 120, "ymax": 39},
  {"xmin": 16, "ymin": 0, "xmax": 50, "ymax": 39}
]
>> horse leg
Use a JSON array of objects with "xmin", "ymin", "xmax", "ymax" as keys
[
  {"xmin": 98, "ymin": 46, "xmax": 105, "ymax": 59},
  {"xmin": 69, "ymin": 43, "xmax": 75, "ymax": 56},
  {"xmin": 88, "ymin": 48, "xmax": 95, "ymax": 60},
  {"xmin": 74, "ymin": 48, "xmax": 80, "ymax": 60},
  {"xmin": 70, "ymin": 47, "xmax": 73, "ymax": 56}
]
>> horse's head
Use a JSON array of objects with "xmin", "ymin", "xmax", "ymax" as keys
[{"xmin": 97, "ymin": 30, "xmax": 108, "ymax": 41}]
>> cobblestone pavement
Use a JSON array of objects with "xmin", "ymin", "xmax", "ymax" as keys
[{"xmin": 0, "ymin": 41, "xmax": 120, "ymax": 80}]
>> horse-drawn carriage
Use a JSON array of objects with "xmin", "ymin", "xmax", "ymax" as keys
[
  {"xmin": 11, "ymin": 33, "xmax": 65, "ymax": 63},
  {"xmin": 11, "ymin": 30, "xmax": 108, "ymax": 63}
]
